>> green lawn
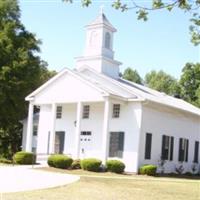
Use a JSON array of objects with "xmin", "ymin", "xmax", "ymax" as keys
[{"xmin": 4, "ymin": 168, "xmax": 200, "ymax": 200}]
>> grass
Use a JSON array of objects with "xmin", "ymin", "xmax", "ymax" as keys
[{"xmin": 3, "ymin": 168, "xmax": 200, "ymax": 200}]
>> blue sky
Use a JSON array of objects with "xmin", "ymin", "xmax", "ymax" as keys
[{"xmin": 19, "ymin": 0, "xmax": 199, "ymax": 79}]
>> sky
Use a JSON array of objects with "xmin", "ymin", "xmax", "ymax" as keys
[{"xmin": 19, "ymin": 0, "xmax": 200, "ymax": 79}]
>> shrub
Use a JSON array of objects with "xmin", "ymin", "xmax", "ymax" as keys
[
  {"xmin": 106, "ymin": 160, "xmax": 125, "ymax": 174},
  {"xmin": 175, "ymin": 163, "xmax": 184, "ymax": 175},
  {"xmin": 47, "ymin": 154, "xmax": 73, "ymax": 169},
  {"xmin": 0, "ymin": 158, "xmax": 12, "ymax": 164},
  {"xmin": 13, "ymin": 151, "xmax": 36, "ymax": 165},
  {"xmin": 81, "ymin": 158, "xmax": 102, "ymax": 172},
  {"xmin": 71, "ymin": 159, "xmax": 81, "ymax": 169},
  {"xmin": 139, "ymin": 165, "xmax": 157, "ymax": 176},
  {"xmin": 184, "ymin": 171, "xmax": 192, "ymax": 176}
]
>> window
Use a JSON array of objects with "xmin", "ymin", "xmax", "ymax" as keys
[
  {"xmin": 33, "ymin": 125, "xmax": 38, "ymax": 136},
  {"xmin": 82, "ymin": 105, "xmax": 90, "ymax": 119},
  {"xmin": 193, "ymin": 141, "xmax": 199, "ymax": 163},
  {"xmin": 109, "ymin": 132, "xmax": 124, "ymax": 158},
  {"xmin": 112, "ymin": 104, "xmax": 120, "ymax": 118},
  {"xmin": 80, "ymin": 131, "xmax": 92, "ymax": 142},
  {"xmin": 161, "ymin": 135, "xmax": 174, "ymax": 160},
  {"xmin": 32, "ymin": 147, "xmax": 36, "ymax": 153},
  {"xmin": 81, "ymin": 131, "xmax": 92, "ymax": 136},
  {"xmin": 145, "ymin": 133, "xmax": 152, "ymax": 160},
  {"xmin": 56, "ymin": 106, "xmax": 62, "ymax": 119},
  {"xmin": 178, "ymin": 138, "xmax": 189, "ymax": 162},
  {"xmin": 105, "ymin": 32, "xmax": 111, "ymax": 49}
]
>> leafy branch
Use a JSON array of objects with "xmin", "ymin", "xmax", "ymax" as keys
[{"xmin": 63, "ymin": 0, "xmax": 200, "ymax": 45}]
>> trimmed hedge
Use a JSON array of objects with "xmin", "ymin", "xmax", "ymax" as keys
[
  {"xmin": 106, "ymin": 160, "xmax": 125, "ymax": 174},
  {"xmin": 139, "ymin": 165, "xmax": 157, "ymax": 176},
  {"xmin": 13, "ymin": 151, "xmax": 36, "ymax": 165},
  {"xmin": 48, "ymin": 154, "xmax": 73, "ymax": 169},
  {"xmin": 81, "ymin": 158, "xmax": 102, "ymax": 172},
  {"xmin": 71, "ymin": 159, "xmax": 81, "ymax": 169}
]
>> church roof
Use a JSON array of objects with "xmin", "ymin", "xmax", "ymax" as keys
[
  {"xmin": 77, "ymin": 67, "xmax": 200, "ymax": 117},
  {"xmin": 26, "ymin": 66, "xmax": 200, "ymax": 117},
  {"xmin": 87, "ymin": 13, "xmax": 117, "ymax": 32}
]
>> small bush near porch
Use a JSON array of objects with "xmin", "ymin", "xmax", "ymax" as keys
[
  {"xmin": 13, "ymin": 151, "xmax": 36, "ymax": 165},
  {"xmin": 106, "ymin": 160, "xmax": 125, "ymax": 173},
  {"xmin": 48, "ymin": 155, "xmax": 73, "ymax": 169},
  {"xmin": 80, "ymin": 158, "xmax": 102, "ymax": 172}
]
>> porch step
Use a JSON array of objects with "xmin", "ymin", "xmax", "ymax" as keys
[{"xmin": 36, "ymin": 154, "xmax": 49, "ymax": 165}]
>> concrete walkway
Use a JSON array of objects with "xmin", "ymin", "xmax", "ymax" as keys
[{"xmin": 0, "ymin": 165, "xmax": 80, "ymax": 193}]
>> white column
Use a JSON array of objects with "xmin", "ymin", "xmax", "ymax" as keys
[
  {"xmin": 49, "ymin": 103, "xmax": 56, "ymax": 154},
  {"xmin": 102, "ymin": 98, "xmax": 110, "ymax": 164},
  {"xmin": 74, "ymin": 102, "xmax": 82, "ymax": 159},
  {"xmin": 25, "ymin": 102, "xmax": 34, "ymax": 152}
]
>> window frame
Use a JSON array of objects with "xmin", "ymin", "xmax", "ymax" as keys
[
  {"xmin": 33, "ymin": 125, "xmax": 38, "ymax": 136},
  {"xmin": 56, "ymin": 106, "xmax": 62, "ymax": 119},
  {"xmin": 145, "ymin": 133, "xmax": 152, "ymax": 160},
  {"xmin": 81, "ymin": 131, "xmax": 92, "ymax": 136},
  {"xmin": 193, "ymin": 141, "xmax": 199, "ymax": 163},
  {"xmin": 161, "ymin": 135, "xmax": 174, "ymax": 161},
  {"xmin": 109, "ymin": 132, "xmax": 124, "ymax": 158},
  {"xmin": 105, "ymin": 32, "xmax": 111, "ymax": 49},
  {"xmin": 178, "ymin": 138, "xmax": 189, "ymax": 162},
  {"xmin": 112, "ymin": 104, "xmax": 120, "ymax": 118},
  {"xmin": 82, "ymin": 105, "xmax": 90, "ymax": 119}
]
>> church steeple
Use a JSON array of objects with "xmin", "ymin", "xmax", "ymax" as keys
[{"xmin": 75, "ymin": 11, "xmax": 122, "ymax": 79}]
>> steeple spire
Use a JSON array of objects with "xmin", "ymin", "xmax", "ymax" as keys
[
  {"xmin": 75, "ymin": 11, "xmax": 122, "ymax": 79},
  {"xmin": 100, "ymin": 5, "xmax": 104, "ymax": 14}
]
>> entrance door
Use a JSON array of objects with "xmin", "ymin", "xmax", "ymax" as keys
[{"xmin": 54, "ymin": 131, "xmax": 65, "ymax": 154}]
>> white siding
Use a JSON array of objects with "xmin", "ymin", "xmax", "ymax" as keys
[
  {"xmin": 139, "ymin": 103, "xmax": 200, "ymax": 173},
  {"xmin": 35, "ymin": 101, "xmax": 142, "ymax": 172},
  {"xmin": 109, "ymin": 102, "xmax": 142, "ymax": 172},
  {"xmin": 37, "ymin": 105, "xmax": 51, "ymax": 154},
  {"xmin": 33, "ymin": 73, "xmax": 104, "ymax": 105}
]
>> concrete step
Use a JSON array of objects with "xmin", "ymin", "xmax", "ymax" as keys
[{"xmin": 36, "ymin": 154, "xmax": 49, "ymax": 164}]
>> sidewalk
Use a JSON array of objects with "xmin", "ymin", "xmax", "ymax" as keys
[{"xmin": 0, "ymin": 165, "xmax": 79, "ymax": 193}]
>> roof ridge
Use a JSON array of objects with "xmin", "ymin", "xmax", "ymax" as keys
[{"xmin": 78, "ymin": 67, "xmax": 143, "ymax": 99}]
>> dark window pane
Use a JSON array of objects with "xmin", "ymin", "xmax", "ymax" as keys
[
  {"xmin": 112, "ymin": 104, "xmax": 120, "ymax": 118},
  {"xmin": 185, "ymin": 139, "xmax": 189, "ymax": 162},
  {"xmin": 56, "ymin": 106, "xmax": 62, "ymax": 119},
  {"xmin": 145, "ymin": 133, "xmax": 152, "ymax": 160},
  {"xmin": 179, "ymin": 138, "xmax": 184, "ymax": 162},
  {"xmin": 82, "ymin": 105, "xmax": 90, "ymax": 119},
  {"xmin": 194, "ymin": 141, "xmax": 199, "ymax": 163},
  {"xmin": 161, "ymin": 135, "xmax": 169, "ymax": 160},
  {"xmin": 109, "ymin": 132, "xmax": 124, "ymax": 158},
  {"xmin": 170, "ymin": 137, "xmax": 174, "ymax": 161}
]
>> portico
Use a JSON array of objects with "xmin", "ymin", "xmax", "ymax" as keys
[{"xmin": 25, "ymin": 97, "xmax": 115, "ymax": 163}]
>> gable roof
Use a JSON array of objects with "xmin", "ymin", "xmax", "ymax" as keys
[
  {"xmin": 25, "ymin": 68, "xmax": 109, "ymax": 101},
  {"xmin": 77, "ymin": 67, "xmax": 200, "ymax": 117},
  {"xmin": 26, "ymin": 66, "xmax": 200, "ymax": 117}
]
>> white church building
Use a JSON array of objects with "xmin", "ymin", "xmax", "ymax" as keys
[{"xmin": 22, "ymin": 11, "xmax": 200, "ymax": 173}]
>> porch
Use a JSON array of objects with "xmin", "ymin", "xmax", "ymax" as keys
[{"xmin": 25, "ymin": 99, "xmax": 121, "ymax": 163}]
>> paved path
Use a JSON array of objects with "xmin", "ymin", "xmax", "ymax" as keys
[{"xmin": 0, "ymin": 165, "xmax": 80, "ymax": 193}]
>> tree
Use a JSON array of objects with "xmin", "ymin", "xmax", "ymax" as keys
[
  {"xmin": 179, "ymin": 63, "xmax": 200, "ymax": 107},
  {"xmin": 122, "ymin": 67, "xmax": 142, "ymax": 84},
  {"xmin": 0, "ymin": 0, "xmax": 54, "ymax": 157},
  {"xmin": 64, "ymin": 0, "xmax": 200, "ymax": 45},
  {"xmin": 145, "ymin": 70, "xmax": 180, "ymax": 96}
]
